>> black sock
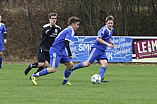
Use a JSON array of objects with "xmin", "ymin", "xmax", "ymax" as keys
[
  {"xmin": 34, "ymin": 67, "xmax": 44, "ymax": 74},
  {"xmin": 31, "ymin": 62, "xmax": 38, "ymax": 68}
]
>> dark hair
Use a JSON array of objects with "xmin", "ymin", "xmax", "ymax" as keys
[
  {"xmin": 68, "ymin": 16, "xmax": 81, "ymax": 25},
  {"xmin": 48, "ymin": 12, "xmax": 57, "ymax": 19},
  {"xmin": 105, "ymin": 15, "xmax": 114, "ymax": 23}
]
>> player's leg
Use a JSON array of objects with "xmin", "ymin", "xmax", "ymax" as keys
[
  {"xmin": 72, "ymin": 47, "xmax": 98, "ymax": 71},
  {"xmin": 30, "ymin": 67, "xmax": 57, "ymax": 85},
  {"xmin": 0, "ymin": 43, "xmax": 4, "ymax": 69},
  {"xmin": 34, "ymin": 52, "xmax": 50, "ymax": 74},
  {"xmin": 44, "ymin": 60, "xmax": 49, "ymax": 68},
  {"xmin": 98, "ymin": 51, "xmax": 108, "ymax": 82},
  {"xmin": 0, "ymin": 51, "xmax": 3, "ymax": 69},
  {"xmin": 31, "ymin": 60, "xmax": 47, "ymax": 74},
  {"xmin": 32, "ymin": 52, "xmax": 59, "ymax": 77},
  {"xmin": 33, "ymin": 67, "xmax": 43, "ymax": 74},
  {"xmin": 62, "ymin": 61, "xmax": 74, "ymax": 85},
  {"xmin": 24, "ymin": 49, "xmax": 44, "ymax": 75},
  {"xmin": 33, "ymin": 50, "xmax": 46, "ymax": 73},
  {"xmin": 60, "ymin": 53, "xmax": 73, "ymax": 85},
  {"xmin": 32, "ymin": 66, "xmax": 57, "ymax": 77},
  {"xmin": 24, "ymin": 62, "xmax": 39, "ymax": 75},
  {"xmin": 30, "ymin": 52, "xmax": 60, "ymax": 85},
  {"xmin": 71, "ymin": 61, "xmax": 90, "ymax": 71},
  {"xmin": 34, "ymin": 61, "xmax": 48, "ymax": 74},
  {"xmin": 99, "ymin": 59, "xmax": 108, "ymax": 78}
]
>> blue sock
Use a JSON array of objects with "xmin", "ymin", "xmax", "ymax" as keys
[
  {"xmin": 0, "ymin": 58, "xmax": 2, "ymax": 68},
  {"xmin": 99, "ymin": 67, "xmax": 106, "ymax": 79},
  {"xmin": 62, "ymin": 69, "xmax": 72, "ymax": 84},
  {"xmin": 33, "ymin": 68, "xmax": 48, "ymax": 77},
  {"xmin": 72, "ymin": 62, "xmax": 83, "ymax": 71}
]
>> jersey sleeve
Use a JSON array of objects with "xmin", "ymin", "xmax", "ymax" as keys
[
  {"xmin": 65, "ymin": 27, "xmax": 74, "ymax": 42},
  {"xmin": 42, "ymin": 26, "xmax": 47, "ymax": 35},
  {"xmin": 98, "ymin": 26, "xmax": 107, "ymax": 38}
]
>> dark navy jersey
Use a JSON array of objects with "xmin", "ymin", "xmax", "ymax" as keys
[{"xmin": 38, "ymin": 24, "xmax": 61, "ymax": 52}]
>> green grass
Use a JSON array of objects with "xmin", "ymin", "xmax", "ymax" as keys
[{"xmin": 0, "ymin": 63, "xmax": 157, "ymax": 104}]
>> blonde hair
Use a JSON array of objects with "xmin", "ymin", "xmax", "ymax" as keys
[{"xmin": 105, "ymin": 15, "xmax": 114, "ymax": 23}]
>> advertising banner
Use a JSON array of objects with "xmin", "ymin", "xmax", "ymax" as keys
[
  {"xmin": 70, "ymin": 36, "xmax": 132, "ymax": 62},
  {"xmin": 134, "ymin": 39, "xmax": 157, "ymax": 59},
  {"xmin": 107, "ymin": 37, "xmax": 132, "ymax": 62},
  {"xmin": 132, "ymin": 37, "xmax": 157, "ymax": 62},
  {"xmin": 70, "ymin": 36, "xmax": 95, "ymax": 62}
]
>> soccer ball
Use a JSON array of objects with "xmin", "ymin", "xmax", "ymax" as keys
[{"xmin": 91, "ymin": 74, "xmax": 101, "ymax": 84}]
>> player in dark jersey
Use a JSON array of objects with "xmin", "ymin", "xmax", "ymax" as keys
[{"xmin": 24, "ymin": 12, "xmax": 61, "ymax": 75}]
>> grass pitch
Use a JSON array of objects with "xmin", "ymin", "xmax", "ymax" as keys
[{"xmin": 0, "ymin": 63, "xmax": 157, "ymax": 104}]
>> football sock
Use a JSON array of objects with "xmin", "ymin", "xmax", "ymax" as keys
[
  {"xmin": 33, "ymin": 68, "xmax": 48, "ymax": 77},
  {"xmin": 31, "ymin": 62, "xmax": 38, "ymax": 68},
  {"xmin": 72, "ymin": 62, "xmax": 83, "ymax": 71},
  {"xmin": 34, "ymin": 67, "xmax": 44, "ymax": 74},
  {"xmin": 0, "ymin": 58, "xmax": 2, "ymax": 68},
  {"xmin": 62, "ymin": 69, "xmax": 72, "ymax": 84},
  {"xmin": 99, "ymin": 67, "xmax": 106, "ymax": 79}
]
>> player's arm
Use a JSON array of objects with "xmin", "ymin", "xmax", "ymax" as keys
[
  {"xmin": 64, "ymin": 40, "xmax": 72, "ymax": 59},
  {"xmin": 3, "ymin": 25, "xmax": 7, "ymax": 44},
  {"xmin": 46, "ymin": 26, "xmax": 55, "ymax": 35},
  {"xmin": 3, "ymin": 33, "xmax": 7, "ymax": 43},
  {"xmin": 97, "ymin": 36, "xmax": 114, "ymax": 49},
  {"xmin": 109, "ymin": 39, "xmax": 114, "ymax": 48}
]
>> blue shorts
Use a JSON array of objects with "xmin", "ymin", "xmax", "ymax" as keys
[
  {"xmin": 49, "ymin": 52, "xmax": 71, "ymax": 68},
  {"xmin": 87, "ymin": 47, "xmax": 108, "ymax": 63},
  {"xmin": 0, "ymin": 44, "xmax": 4, "ymax": 51}
]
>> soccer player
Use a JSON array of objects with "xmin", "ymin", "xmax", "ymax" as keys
[
  {"xmin": 24, "ymin": 12, "xmax": 61, "ymax": 75},
  {"xmin": 71, "ymin": 15, "xmax": 115, "ymax": 83},
  {"xmin": 30, "ymin": 16, "xmax": 81, "ymax": 85},
  {"xmin": 0, "ymin": 15, "xmax": 7, "ymax": 69}
]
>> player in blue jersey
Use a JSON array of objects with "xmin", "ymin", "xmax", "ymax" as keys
[
  {"xmin": 24, "ymin": 13, "xmax": 61, "ymax": 75},
  {"xmin": 30, "ymin": 16, "xmax": 81, "ymax": 85},
  {"xmin": 71, "ymin": 15, "xmax": 115, "ymax": 83},
  {"xmin": 0, "ymin": 15, "xmax": 7, "ymax": 69}
]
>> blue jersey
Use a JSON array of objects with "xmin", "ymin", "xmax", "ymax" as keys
[
  {"xmin": 0, "ymin": 23, "xmax": 7, "ymax": 44},
  {"xmin": 91, "ymin": 25, "xmax": 114, "ymax": 51},
  {"xmin": 50, "ymin": 26, "xmax": 75, "ymax": 54}
]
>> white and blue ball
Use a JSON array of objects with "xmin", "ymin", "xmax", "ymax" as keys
[{"xmin": 91, "ymin": 74, "xmax": 101, "ymax": 84}]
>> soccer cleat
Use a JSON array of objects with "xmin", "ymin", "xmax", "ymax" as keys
[
  {"xmin": 101, "ymin": 77, "xmax": 108, "ymax": 83},
  {"xmin": 101, "ymin": 80, "xmax": 108, "ymax": 83},
  {"xmin": 24, "ymin": 64, "xmax": 32, "ymax": 75},
  {"xmin": 62, "ymin": 81, "xmax": 72, "ymax": 85},
  {"xmin": 29, "ymin": 76, "xmax": 38, "ymax": 81},
  {"xmin": 30, "ymin": 75, "xmax": 37, "ymax": 85}
]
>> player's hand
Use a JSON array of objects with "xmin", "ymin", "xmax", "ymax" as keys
[
  {"xmin": 111, "ymin": 43, "xmax": 114, "ymax": 48},
  {"xmin": 4, "ymin": 39, "xmax": 7, "ymax": 44},
  {"xmin": 108, "ymin": 43, "xmax": 114, "ymax": 49},
  {"xmin": 68, "ymin": 56, "xmax": 72, "ymax": 59}
]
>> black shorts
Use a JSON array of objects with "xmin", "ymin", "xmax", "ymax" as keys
[{"xmin": 37, "ymin": 49, "xmax": 50, "ymax": 63}]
